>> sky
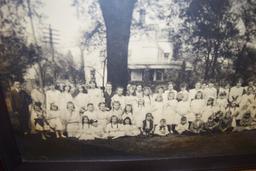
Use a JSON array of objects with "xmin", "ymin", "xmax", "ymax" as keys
[{"xmin": 35, "ymin": 0, "xmax": 81, "ymax": 61}]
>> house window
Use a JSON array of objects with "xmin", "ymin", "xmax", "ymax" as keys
[
  {"xmin": 154, "ymin": 69, "xmax": 164, "ymax": 81},
  {"xmin": 130, "ymin": 69, "xmax": 143, "ymax": 81},
  {"xmin": 164, "ymin": 52, "xmax": 169, "ymax": 58}
]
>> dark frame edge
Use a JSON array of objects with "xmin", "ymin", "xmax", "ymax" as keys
[
  {"xmin": 0, "ymin": 86, "xmax": 22, "ymax": 171},
  {"xmin": 1, "ymin": 85, "xmax": 256, "ymax": 171}
]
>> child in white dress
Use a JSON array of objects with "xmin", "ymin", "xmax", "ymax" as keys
[
  {"xmin": 163, "ymin": 91, "xmax": 178, "ymax": 126},
  {"xmin": 164, "ymin": 82, "xmax": 177, "ymax": 101},
  {"xmin": 105, "ymin": 115, "xmax": 125, "ymax": 139},
  {"xmin": 143, "ymin": 87, "xmax": 153, "ymax": 108},
  {"xmin": 175, "ymin": 116, "xmax": 190, "ymax": 135},
  {"xmin": 110, "ymin": 101, "xmax": 123, "ymax": 120},
  {"xmin": 111, "ymin": 87, "xmax": 126, "ymax": 109},
  {"xmin": 47, "ymin": 103, "xmax": 64, "ymax": 138},
  {"xmin": 189, "ymin": 82, "xmax": 202, "ymax": 101},
  {"xmin": 152, "ymin": 94, "xmax": 165, "ymax": 124},
  {"xmin": 154, "ymin": 119, "xmax": 170, "ymax": 136},
  {"xmin": 65, "ymin": 101, "xmax": 80, "ymax": 138},
  {"xmin": 77, "ymin": 116, "xmax": 95, "ymax": 140},
  {"xmin": 82, "ymin": 103, "xmax": 98, "ymax": 122},
  {"xmin": 121, "ymin": 104, "xmax": 135, "ymax": 123},
  {"xmin": 121, "ymin": 117, "xmax": 140, "ymax": 137},
  {"xmin": 201, "ymin": 97, "xmax": 217, "ymax": 122},
  {"xmin": 229, "ymin": 79, "xmax": 244, "ymax": 106},
  {"xmin": 96, "ymin": 102, "xmax": 109, "ymax": 127},
  {"xmin": 176, "ymin": 93, "xmax": 191, "ymax": 125},
  {"xmin": 189, "ymin": 91, "xmax": 205, "ymax": 122}
]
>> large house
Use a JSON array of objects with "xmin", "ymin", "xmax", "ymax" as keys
[{"xmin": 128, "ymin": 26, "xmax": 192, "ymax": 83}]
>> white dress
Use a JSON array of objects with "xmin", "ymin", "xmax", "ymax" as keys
[
  {"xmin": 59, "ymin": 92, "xmax": 73, "ymax": 111},
  {"xmin": 229, "ymin": 86, "xmax": 244, "ymax": 104},
  {"xmin": 152, "ymin": 101, "xmax": 165, "ymax": 124},
  {"xmin": 163, "ymin": 99, "xmax": 178, "ymax": 125},
  {"xmin": 105, "ymin": 123, "xmax": 125, "ymax": 138},
  {"xmin": 77, "ymin": 124, "xmax": 96, "ymax": 140},
  {"xmin": 47, "ymin": 110, "xmax": 63, "ymax": 131},
  {"xmin": 45, "ymin": 90, "xmax": 61, "ymax": 110},
  {"xmin": 65, "ymin": 110, "xmax": 80, "ymax": 137},
  {"xmin": 204, "ymin": 87, "xmax": 217, "ymax": 101},
  {"xmin": 216, "ymin": 98, "xmax": 228, "ymax": 112},
  {"xmin": 121, "ymin": 124, "xmax": 140, "ymax": 136},
  {"xmin": 176, "ymin": 101, "xmax": 190, "ymax": 123},
  {"xmin": 201, "ymin": 106, "xmax": 216, "ymax": 122},
  {"xmin": 175, "ymin": 122, "xmax": 189, "ymax": 134},
  {"xmin": 111, "ymin": 95, "xmax": 126, "ymax": 109},
  {"xmin": 82, "ymin": 111, "xmax": 98, "ymax": 121},
  {"xmin": 154, "ymin": 125, "xmax": 169, "ymax": 136},
  {"xmin": 96, "ymin": 110, "xmax": 109, "ymax": 127},
  {"xmin": 74, "ymin": 93, "xmax": 89, "ymax": 111},
  {"xmin": 188, "ymin": 99, "xmax": 205, "ymax": 122}
]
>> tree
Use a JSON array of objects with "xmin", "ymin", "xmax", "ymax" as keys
[
  {"xmin": 0, "ymin": 0, "xmax": 43, "ymax": 90},
  {"xmin": 233, "ymin": 0, "xmax": 256, "ymax": 82},
  {"xmin": 176, "ymin": 0, "xmax": 240, "ymax": 82},
  {"xmin": 98, "ymin": 0, "xmax": 136, "ymax": 89}
]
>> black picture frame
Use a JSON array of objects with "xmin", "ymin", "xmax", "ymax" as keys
[{"xmin": 1, "ymin": 87, "xmax": 256, "ymax": 171}]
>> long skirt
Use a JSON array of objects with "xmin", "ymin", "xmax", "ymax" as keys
[{"xmin": 66, "ymin": 123, "xmax": 79, "ymax": 137}]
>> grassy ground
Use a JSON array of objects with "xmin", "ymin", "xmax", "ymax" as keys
[{"xmin": 15, "ymin": 130, "xmax": 256, "ymax": 161}]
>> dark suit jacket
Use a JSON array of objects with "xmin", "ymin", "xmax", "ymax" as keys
[
  {"xmin": 104, "ymin": 91, "xmax": 114, "ymax": 109},
  {"xmin": 10, "ymin": 89, "xmax": 31, "ymax": 114}
]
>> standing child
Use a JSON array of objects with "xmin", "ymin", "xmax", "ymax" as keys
[
  {"xmin": 176, "ymin": 93, "xmax": 191, "ymax": 125},
  {"xmin": 110, "ymin": 101, "xmax": 123, "ymax": 120},
  {"xmin": 201, "ymin": 98, "xmax": 217, "ymax": 122},
  {"xmin": 154, "ymin": 119, "xmax": 170, "ymax": 136},
  {"xmin": 229, "ymin": 79, "xmax": 244, "ymax": 106},
  {"xmin": 204, "ymin": 81, "xmax": 217, "ymax": 102},
  {"xmin": 82, "ymin": 103, "xmax": 98, "ymax": 122},
  {"xmin": 111, "ymin": 87, "xmax": 125, "ymax": 109},
  {"xmin": 121, "ymin": 117, "xmax": 140, "ymax": 137},
  {"xmin": 143, "ymin": 86, "xmax": 153, "ymax": 108},
  {"xmin": 163, "ymin": 92, "xmax": 178, "ymax": 122},
  {"xmin": 121, "ymin": 104, "xmax": 135, "ymax": 123},
  {"xmin": 105, "ymin": 115, "xmax": 124, "ymax": 139},
  {"xmin": 141, "ymin": 113, "xmax": 155, "ymax": 136},
  {"xmin": 96, "ymin": 102, "xmax": 109, "ymax": 127},
  {"xmin": 189, "ymin": 91, "xmax": 205, "ymax": 122},
  {"xmin": 65, "ymin": 101, "xmax": 80, "ymax": 138},
  {"xmin": 152, "ymin": 94, "xmax": 165, "ymax": 123}
]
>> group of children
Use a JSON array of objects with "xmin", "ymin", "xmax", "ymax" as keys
[{"xmin": 30, "ymin": 79, "xmax": 256, "ymax": 140}]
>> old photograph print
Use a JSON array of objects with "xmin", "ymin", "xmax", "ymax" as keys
[{"xmin": 1, "ymin": 0, "xmax": 256, "ymax": 160}]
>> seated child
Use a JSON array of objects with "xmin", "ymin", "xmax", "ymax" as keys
[
  {"xmin": 140, "ymin": 113, "xmax": 155, "ymax": 136},
  {"xmin": 77, "ymin": 115, "xmax": 95, "ymax": 140},
  {"xmin": 47, "ymin": 103, "xmax": 64, "ymax": 138},
  {"xmin": 204, "ymin": 115, "xmax": 219, "ymax": 133},
  {"xmin": 31, "ymin": 102, "xmax": 49, "ymax": 140},
  {"xmin": 90, "ymin": 121, "xmax": 107, "ymax": 139},
  {"xmin": 175, "ymin": 116, "xmax": 190, "ymax": 135},
  {"xmin": 154, "ymin": 119, "xmax": 170, "ymax": 136},
  {"xmin": 121, "ymin": 117, "xmax": 140, "ymax": 137},
  {"xmin": 105, "ymin": 115, "xmax": 125, "ymax": 139},
  {"xmin": 189, "ymin": 113, "xmax": 205, "ymax": 134},
  {"xmin": 234, "ymin": 112, "xmax": 256, "ymax": 132},
  {"xmin": 218, "ymin": 111, "xmax": 233, "ymax": 132}
]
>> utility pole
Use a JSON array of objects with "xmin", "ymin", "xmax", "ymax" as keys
[
  {"xmin": 42, "ymin": 25, "xmax": 59, "ymax": 83},
  {"xmin": 26, "ymin": 0, "xmax": 45, "ymax": 103}
]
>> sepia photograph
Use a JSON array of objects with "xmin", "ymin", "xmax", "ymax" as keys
[{"xmin": 1, "ymin": 0, "xmax": 256, "ymax": 162}]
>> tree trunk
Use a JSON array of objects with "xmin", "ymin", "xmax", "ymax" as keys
[{"xmin": 99, "ymin": 0, "xmax": 136, "ymax": 89}]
